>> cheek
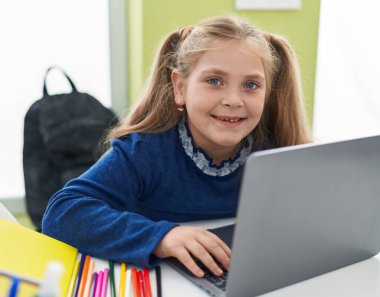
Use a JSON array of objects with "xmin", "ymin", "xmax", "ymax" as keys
[{"xmin": 246, "ymin": 99, "xmax": 265, "ymax": 117}]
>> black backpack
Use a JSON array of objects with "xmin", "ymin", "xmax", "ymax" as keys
[{"xmin": 23, "ymin": 67, "xmax": 118, "ymax": 230}]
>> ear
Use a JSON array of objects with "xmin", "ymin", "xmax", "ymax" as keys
[{"xmin": 171, "ymin": 70, "xmax": 185, "ymax": 105}]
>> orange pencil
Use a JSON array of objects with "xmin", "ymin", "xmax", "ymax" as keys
[
  {"xmin": 78, "ymin": 255, "xmax": 91, "ymax": 297},
  {"xmin": 83, "ymin": 259, "xmax": 95, "ymax": 297},
  {"xmin": 143, "ymin": 268, "xmax": 152, "ymax": 297},
  {"xmin": 131, "ymin": 268, "xmax": 140, "ymax": 297}
]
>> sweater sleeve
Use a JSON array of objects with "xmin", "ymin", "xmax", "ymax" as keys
[{"xmin": 41, "ymin": 137, "xmax": 178, "ymax": 267}]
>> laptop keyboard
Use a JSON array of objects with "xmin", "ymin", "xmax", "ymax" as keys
[{"xmin": 194, "ymin": 258, "xmax": 229, "ymax": 291}]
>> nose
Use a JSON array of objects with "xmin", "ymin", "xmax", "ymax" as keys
[{"xmin": 221, "ymin": 88, "xmax": 243, "ymax": 108}]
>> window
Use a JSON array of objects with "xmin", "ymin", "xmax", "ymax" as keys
[{"xmin": 313, "ymin": 0, "xmax": 380, "ymax": 142}]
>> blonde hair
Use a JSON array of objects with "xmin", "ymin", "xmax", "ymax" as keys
[{"xmin": 107, "ymin": 16, "xmax": 311, "ymax": 148}]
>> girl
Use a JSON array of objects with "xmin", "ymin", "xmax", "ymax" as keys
[{"xmin": 42, "ymin": 16, "xmax": 311, "ymax": 278}]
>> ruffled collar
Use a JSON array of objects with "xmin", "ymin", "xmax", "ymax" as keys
[{"xmin": 177, "ymin": 119, "xmax": 253, "ymax": 177}]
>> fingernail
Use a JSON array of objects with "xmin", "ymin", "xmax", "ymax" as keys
[
  {"xmin": 198, "ymin": 270, "xmax": 204, "ymax": 278},
  {"xmin": 215, "ymin": 268, "xmax": 223, "ymax": 276}
]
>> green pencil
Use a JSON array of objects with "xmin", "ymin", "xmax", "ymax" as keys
[{"xmin": 108, "ymin": 260, "xmax": 116, "ymax": 297}]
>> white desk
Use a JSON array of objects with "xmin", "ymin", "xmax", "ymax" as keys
[
  {"xmin": 161, "ymin": 255, "xmax": 380, "ymax": 297},
  {"xmin": 95, "ymin": 218, "xmax": 380, "ymax": 297}
]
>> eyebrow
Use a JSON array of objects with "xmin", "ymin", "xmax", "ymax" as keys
[{"xmin": 200, "ymin": 68, "xmax": 265, "ymax": 81}]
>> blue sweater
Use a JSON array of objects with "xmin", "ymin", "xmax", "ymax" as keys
[{"xmin": 42, "ymin": 124, "xmax": 247, "ymax": 267}]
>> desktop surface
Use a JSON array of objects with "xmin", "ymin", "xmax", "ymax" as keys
[{"xmin": 161, "ymin": 255, "xmax": 380, "ymax": 297}]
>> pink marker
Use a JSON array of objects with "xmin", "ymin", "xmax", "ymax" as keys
[
  {"xmin": 94, "ymin": 271, "xmax": 103, "ymax": 297},
  {"xmin": 101, "ymin": 268, "xmax": 109, "ymax": 297}
]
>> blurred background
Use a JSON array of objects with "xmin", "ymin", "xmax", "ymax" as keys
[{"xmin": 0, "ymin": 0, "xmax": 379, "ymax": 228}]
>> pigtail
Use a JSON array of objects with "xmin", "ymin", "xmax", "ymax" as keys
[
  {"xmin": 257, "ymin": 33, "xmax": 311, "ymax": 147},
  {"xmin": 107, "ymin": 27, "xmax": 192, "ymax": 141}
]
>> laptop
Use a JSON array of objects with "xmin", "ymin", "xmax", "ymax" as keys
[{"xmin": 167, "ymin": 134, "xmax": 380, "ymax": 296}]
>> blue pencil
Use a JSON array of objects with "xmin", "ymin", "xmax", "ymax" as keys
[
  {"xmin": 8, "ymin": 278, "xmax": 20, "ymax": 297},
  {"xmin": 74, "ymin": 254, "xmax": 87, "ymax": 297}
]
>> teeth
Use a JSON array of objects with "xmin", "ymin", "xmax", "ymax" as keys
[{"xmin": 217, "ymin": 116, "xmax": 240, "ymax": 122}]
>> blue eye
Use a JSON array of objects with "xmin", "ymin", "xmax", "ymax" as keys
[
  {"xmin": 207, "ymin": 78, "xmax": 221, "ymax": 85},
  {"xmin": 244, "ymin": 81, "xmax": 258, "ymax": 90}
]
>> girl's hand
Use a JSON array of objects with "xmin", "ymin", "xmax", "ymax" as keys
[{"xmin": 153, "ymin": 226, "xmax": 231, "ymax": 278}]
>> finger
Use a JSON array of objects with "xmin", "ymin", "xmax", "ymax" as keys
[
  {"xmin": 176, "ymin": 248, "xmax": 204, "ymax": 278},
  {"xmin": 207, "ymin": 231, "xmax": 232, "ymax": 257},
  {"xmin": 187, "ymin": 241, "xmax": 223, "ymax": 277},
  {"xmin": 197, "ymin": 232, "xmax": 231, "ymax": 271}
]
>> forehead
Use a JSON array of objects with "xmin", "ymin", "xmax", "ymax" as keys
[{"xmin": 190, "ymin": 39, "xmax": 265, "ymax": 76}]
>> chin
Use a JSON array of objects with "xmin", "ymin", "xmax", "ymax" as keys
[{"xmin": 215, "ymin": 138, "xmax": 243, "ymax": 148}]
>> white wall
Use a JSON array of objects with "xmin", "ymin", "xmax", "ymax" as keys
[
  {"xmin": 313, "ymin": 0, "xmax": 380, "ymax": 142},
  {"xmin": 0, "ymin": 0, "xmax": 111, "ymax": 199}
]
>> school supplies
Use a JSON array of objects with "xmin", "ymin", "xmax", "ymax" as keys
[
  {"xmin": 119, "ymin": 263, "xmax": 127, "ymax": 297},
  {"xmin": 90, "ymin": 273, "xmax": 98, "ymax": 297},
  {"xmin": 0, "ymin": 218, "xmax": 77, "ymax": 297},
  {"xmin": 77, "ymin": 256, "xmax": 91, "ymax": 297},
  {"xmin": 67, "ymin": 260, "xmax": 80, "ymax": 297},
  {"xmin": 155, "ymin": 266, "xmax": 162, "ymax": 297},
  {"xmin": 125, "ymin": 268, "xmax": 132, "ymax": 297},
  {"xmin": 82, "ymin": 260, "xmax": 94, "ymax": 297},
  {"xmin": 0, "ymin": 218, "xmax": 154, "ymax": 297},
  {"xmin": 94, "ymin": 271, "xmax": 103, "ymax": 297},
  {"xmin": 100, "ymin": 268, "xmax": 109, "ymax": 297},
  {"xmin": 137, "ymin": 271, "xmax": 145, "ymax": 297},
  {"xmin": 108, "ymin": 261, "xmax": 116, "ymax": 297},
  {"xmin": 74, "ymin": 254, "xmax": 87, "ymax": 297},
  {"xmin": 131, "ymin": 268, "xmax": 139, "ymax": 297},
  {"xmin": 143, "ymin": 268, "xmax": 152, "ymax": 297}
]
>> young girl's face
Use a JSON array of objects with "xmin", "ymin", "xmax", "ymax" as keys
[{"xmin": 172, "ymin": 39, "xmax": 267, "ymax": 162}]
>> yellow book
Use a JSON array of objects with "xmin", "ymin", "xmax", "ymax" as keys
[{"xmin": 0, "ymin": 218, "xmax": 78, "ymax": 297}]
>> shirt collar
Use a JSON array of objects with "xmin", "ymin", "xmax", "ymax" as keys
[{"xmin": 177, "ymin": 118, "xmax": 253, "ymax": 177}]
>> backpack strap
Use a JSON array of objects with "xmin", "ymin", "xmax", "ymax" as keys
[{"xmin": 43, "ymin": 66, "xmax": 78, "ymax": 96}]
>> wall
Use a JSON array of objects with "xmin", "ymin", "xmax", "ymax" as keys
[{"xmin": 127, "ymin": 0, "xmax": 320, "ymax": 125}]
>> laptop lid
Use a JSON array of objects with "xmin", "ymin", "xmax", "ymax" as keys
[{"xmin": 227, "ymin": 134, "xmax": 380, "ymax": 296}]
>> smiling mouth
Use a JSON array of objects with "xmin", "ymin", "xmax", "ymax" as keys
[{"xmin": 212, "ymin": 115, "xmax": 245, "ymax": 122}]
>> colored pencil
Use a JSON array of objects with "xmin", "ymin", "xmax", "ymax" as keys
[
  {"xmin": 78, "ymin": 255, "xmax": 91, "ymax": 297},
  {"xmin": 90, "ymin": 272, "xmax": 98, "ymax": 297},
  {"xmin": 67, "ymin": 260, "xmax": 80, "ymax": 297},
  {"xmin": 101, "ymin": 268, "xmax": 109, "ymax": 297},
  {"xmin": 131, "ymin": 268, "xmax": 140, "ymax": 297},
  {"xmin": 74, "ymin": 254, "xmax": 87, "ymax": 297},
  {"xmin": 109, "ymin": 261, "xmax": 116, "ymax": 297},
  {"xmin": 119, "ymin": 263, "xmax": 127, "ymax": 297},
  {"xmin": 94, "ymin": 271, "xmax": 103, "ymax": 297},
  {"xmin": 83, "ymin": 259, "xmax": 95, "ymax": 297},
  {"xmin": 125, "ymin": 268, "xmax": 132, "ymax": 297},
  {"xmin": 155, "ymin": 266, "xmax": 162, "ymax": 297},
  {"xmin": 137, "ymin": 271, "xmax": 146, "ymax": 297},
  {"xmin": 143, "ymin": 268, "xmax": 152, "ymax": 297}
]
